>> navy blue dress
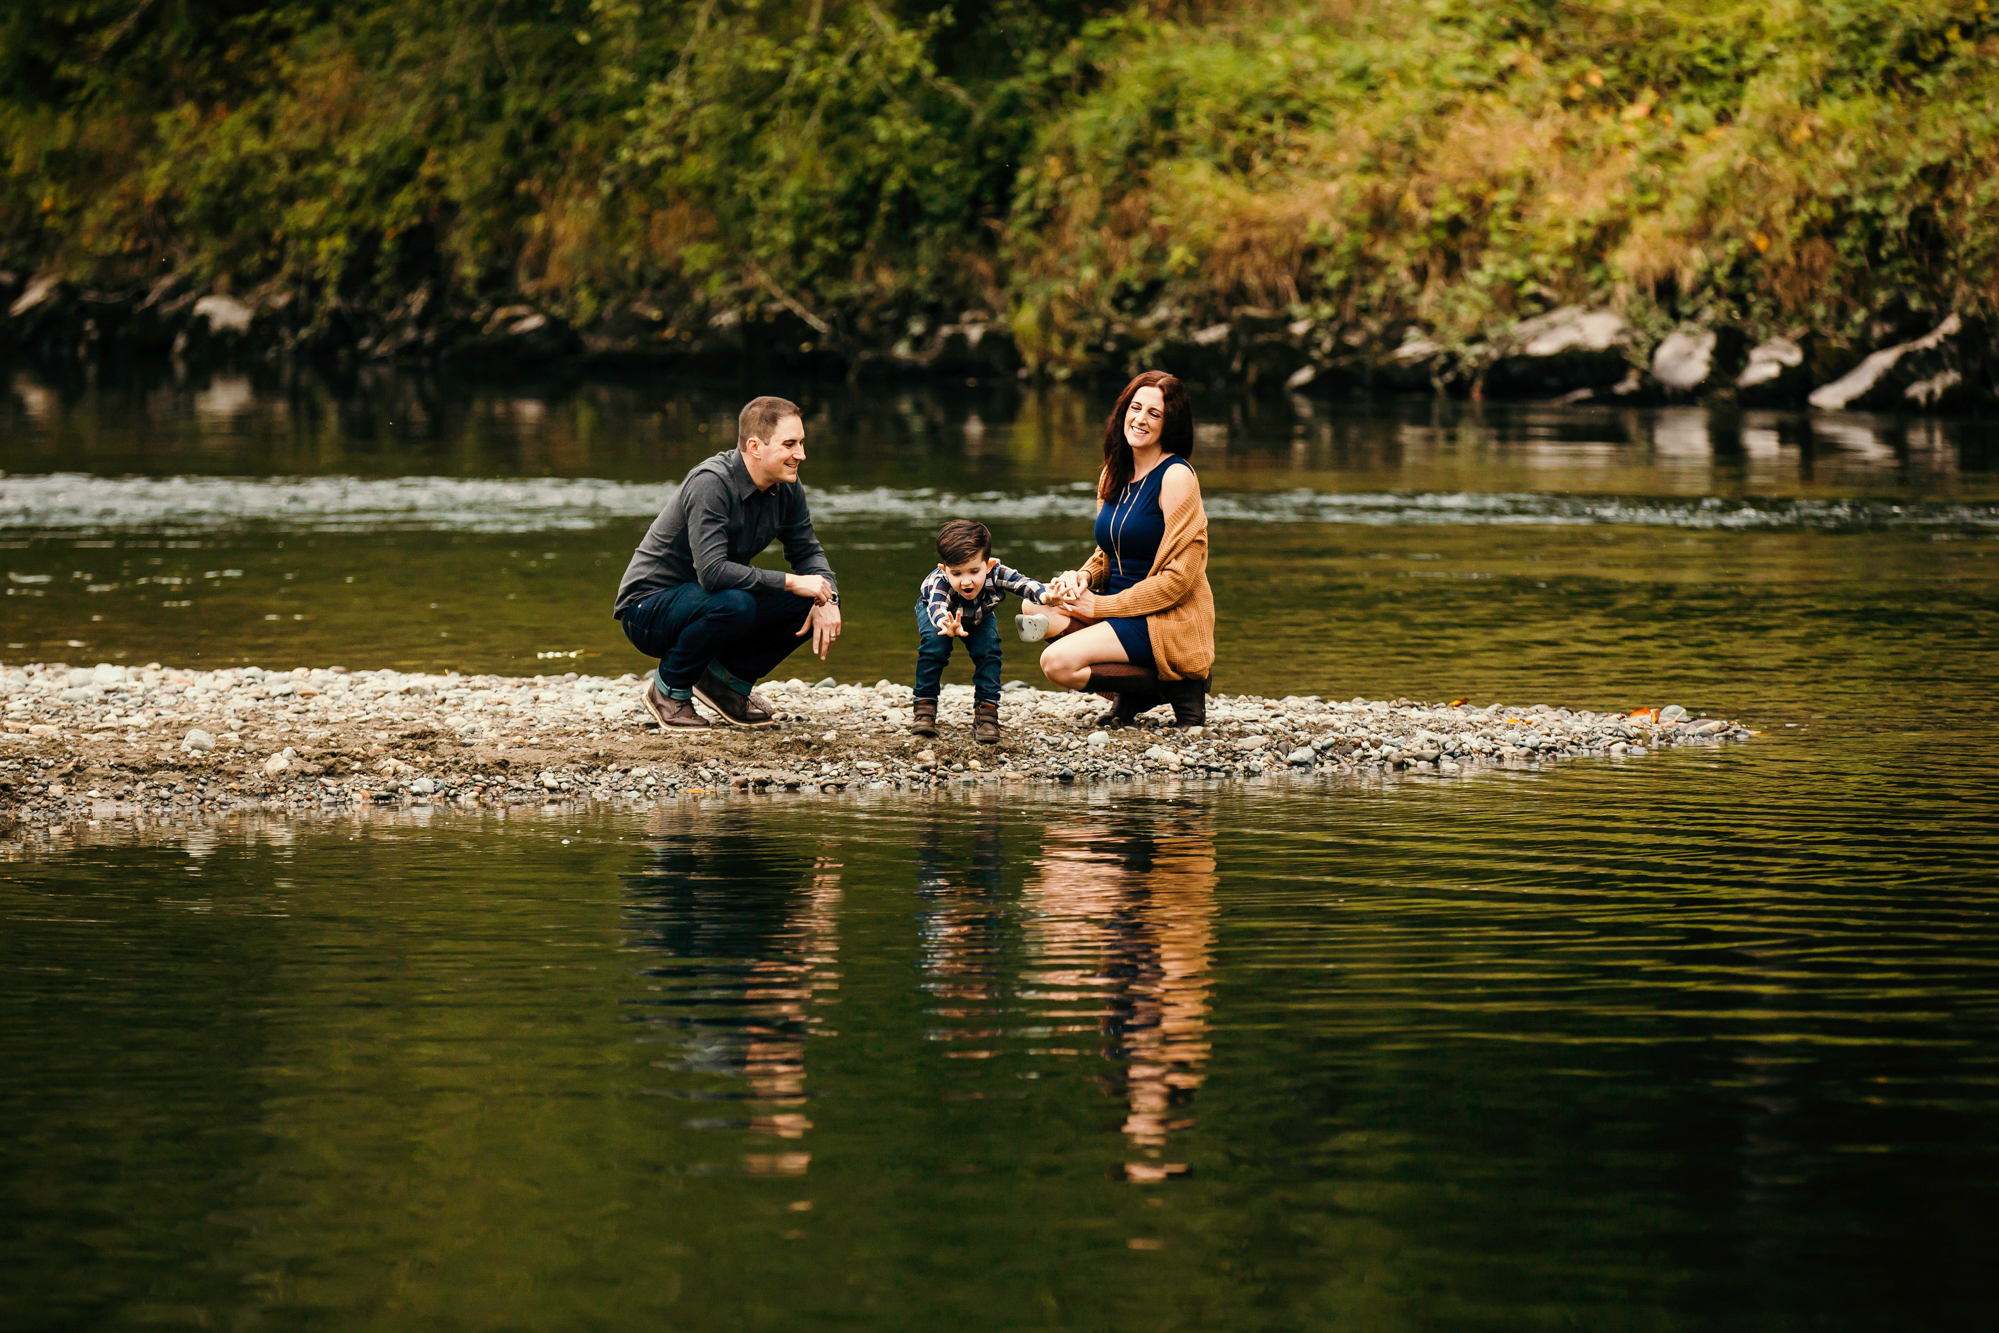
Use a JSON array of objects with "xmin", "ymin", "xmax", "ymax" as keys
[{"xmin": 1093, "ymin": 455, "xmax": 1191, "ymax": 670}]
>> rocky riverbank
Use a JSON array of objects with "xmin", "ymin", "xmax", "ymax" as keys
[
  {"xmin": 0, "ymin": 661, "xmax": 1752, "ymax": 832},
  {"xmin": 5, "ymin": 265, "xmax": 1994, "ymax": 412}
]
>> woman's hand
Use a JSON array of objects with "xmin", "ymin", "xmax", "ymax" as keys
[{"xmin": 1060, "ymin": 588, "xmax": 1096, "ymax": 618}]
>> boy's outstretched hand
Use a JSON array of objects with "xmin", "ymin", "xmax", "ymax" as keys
[{"xmin": 939, "ymin": 610, "xmax": 969, "ymax": 638}]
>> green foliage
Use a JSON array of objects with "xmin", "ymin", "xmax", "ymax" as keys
[
  {"xmin": 2, "ymin": 1, "xmax": 1996, "ymax": 364},
  {"xmin": 1009, "ymin": 0, "xmax": 1999, "ymax": 365}
]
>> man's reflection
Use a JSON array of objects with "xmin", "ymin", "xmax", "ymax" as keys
[
  {"xmin": 1020, "ymin": 802, "xmax": 1217, "ymax": 1181},
  {"xmin": 624, "ymin": 811, "xmax": 842, "ymax": 1174}
]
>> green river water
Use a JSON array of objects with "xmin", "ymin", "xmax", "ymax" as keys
[{"xmin": 4, "ymin": 368, "xmax": 1997, "ymax": 1330}]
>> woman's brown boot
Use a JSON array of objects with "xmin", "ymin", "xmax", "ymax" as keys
[
  {"xmin": 1158, "ymin": 676, "xmax": 1208, "ymax": 729},
  {"xmin": 1095, "ymin": 690, "xmax": 1162, "ymax": 728},
  {"xmin": 1084, "ymin": 663, "xmax": 1162, "ymax": 728}
]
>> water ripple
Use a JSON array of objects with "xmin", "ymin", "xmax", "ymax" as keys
[{"xmin": 6, "ymin": 471, "xmax": 1999, "ymax": 533}]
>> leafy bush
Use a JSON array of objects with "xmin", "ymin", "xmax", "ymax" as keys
[
  {"xmin": 3, "ymin": 0, "xmax": 1995, "ymax": 368},
  {"xmin": 1009, "ymin": 0, "xmax": 1999, "ymax": 366}
]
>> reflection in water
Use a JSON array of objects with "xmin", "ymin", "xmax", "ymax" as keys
[
  {"xmin": 914, "ymin": 797, "xmax": 1008, "ymax": 1029},
  {"xmin": 8, "ymin": 364, "xmax": 1998, "ymax": 500},
  {"xmin": 1020, "ymin": 802, "xmax": 1217, "ymax": 1182},
  {"xmin": 623, "ymin": 812, "xmax": 842, "ymax": 1175}
]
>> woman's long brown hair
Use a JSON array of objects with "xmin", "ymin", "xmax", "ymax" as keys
[{"xmin": 1099, "ymin": 370, "xmax": 1194, "ymax": 501}]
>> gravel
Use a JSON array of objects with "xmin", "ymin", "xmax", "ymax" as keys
[{"xmin": 0, "ymin": 662, "xmax": 1754, "ymax": 831}]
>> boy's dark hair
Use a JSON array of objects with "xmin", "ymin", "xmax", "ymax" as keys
[{"xmin": 935, "ymin": 519, "xmax": 992, "ymax": 566}]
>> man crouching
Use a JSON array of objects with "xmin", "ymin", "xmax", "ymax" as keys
[{"xmin": 613, "ymin": 395, "xmax": 840, "ymax": 730}]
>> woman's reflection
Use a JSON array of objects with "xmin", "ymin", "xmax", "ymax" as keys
[
  {"xmin": 1020, "ymin": 802, "xmax": 1217, "ymax": 1181},
  {"xmin": 624, "ymin": 812, "xmax": 842, "ymax": 1175}
]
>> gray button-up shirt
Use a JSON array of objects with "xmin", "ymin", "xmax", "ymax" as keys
[{"xmin": 613, "ymin": 448, "xmax": 837, "ymax": 618}]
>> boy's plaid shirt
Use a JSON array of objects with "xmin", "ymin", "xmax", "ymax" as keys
[{"xmin": 918, "ymin": 563, "xmax": 1049, "ymax": 631}]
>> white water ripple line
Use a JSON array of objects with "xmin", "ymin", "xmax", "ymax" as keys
[{"xmin": 3, "ymin": 472, "xmax": 1997, "ymax": 534}]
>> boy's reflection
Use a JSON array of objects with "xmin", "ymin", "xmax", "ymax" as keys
[
  {"xmin": 914, "ymin": 795, "xmax": 1008, "ymax": 1027},
  {"xmin": 1020, "ymin": 803, "xmax": 1217, "ymax": 1182},
  {"xmin": 624, "ymin": 811, "xmax": 842, "ymax": 1175}
]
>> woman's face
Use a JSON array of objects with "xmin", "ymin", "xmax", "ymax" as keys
[{"xmin": 1124, "ymin": 386, "xmax": 1166, "ymax": 450}]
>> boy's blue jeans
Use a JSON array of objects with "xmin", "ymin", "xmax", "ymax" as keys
[{"xmin": 914, "ymin": 605, "xmax": 1002, "ymax": 704}]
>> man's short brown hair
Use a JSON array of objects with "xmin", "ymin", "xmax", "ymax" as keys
[
  {"xmin": 935, "ymin": 519, "xmax": 991, "ymax": 566},
  {"xmin": 738, "ymin": 395, "xmax": 802, "ymax": 449}
]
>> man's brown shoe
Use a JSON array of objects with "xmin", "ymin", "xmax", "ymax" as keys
[
  {"xmin": 910, "ymin": 697, "xmax": 938, "ymax": 737},
  {"xmin": 642, "ymin": 679, "xmax": 709, "ymax": 730},
  {"xmin": 692, "ymin": 669, "xmax": 777, "ymax": 727},
  {"xmin": 973, "ymin": 700, "xmax": 1000, "ymax": 745}
]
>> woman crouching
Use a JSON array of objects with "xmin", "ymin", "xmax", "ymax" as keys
[{"xmin": 1024, "ymin": 370, "xmax": 1215, "ymax": 728}]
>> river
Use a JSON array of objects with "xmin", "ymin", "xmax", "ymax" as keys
[{"xmin": 4, "ymin": 365, "xmax": 1997, "ymax": 1329}]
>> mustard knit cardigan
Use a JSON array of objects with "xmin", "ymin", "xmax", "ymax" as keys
[{"xmin": 1077, "ymin": 462, "xmax": 1217, "ymax": 682}]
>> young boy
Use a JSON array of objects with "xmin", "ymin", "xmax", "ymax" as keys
[{"xmin": 914, "ymin": 519, "xmax": 1049, "ymax": 744}]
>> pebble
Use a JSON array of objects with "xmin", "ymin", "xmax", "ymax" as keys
[{"xmin": 0, "ymin": 660, "xmax": 1752, "ymax": 829}]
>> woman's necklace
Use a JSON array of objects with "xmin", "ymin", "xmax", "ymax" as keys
[{"xmin": 1109, "ymin": 460, "xmax": 1149, "ymax": 569}]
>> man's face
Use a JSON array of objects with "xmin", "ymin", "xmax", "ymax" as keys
[
  {"xmin": 941, "ymin": 555, "xmax": 995, "ymax": 599},
  {"xmin": 744, "ymin": 415, "xmax": 807, "ymax": 488}
]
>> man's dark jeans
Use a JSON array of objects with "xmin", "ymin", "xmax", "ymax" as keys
[
  {"xmin": 621, "ymin": 583, "xmax": 813, "ymax": 690},
  {"xmin": 914, "ymin": 604, "xmax": 1002, "ymax": 704}
]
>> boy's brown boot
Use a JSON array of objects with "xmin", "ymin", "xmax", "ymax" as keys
[
  {"xmin": 973, "ymin": 699, "xmax": 1001, "ymax": 745},
  {"xmin": 911, "ymin": 697, "xmax": 938, "ymax": 737}
]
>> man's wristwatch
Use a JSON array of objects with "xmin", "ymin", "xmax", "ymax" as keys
[{"xmin": 823, "ymin": 591, "xmax": 840, "ymax": 605}]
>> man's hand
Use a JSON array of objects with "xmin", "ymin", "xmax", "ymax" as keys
[
  {"xmin": 785, "ymin": 572, "xmax": 833, "ymax": 603},
  {"xmin": 797, "ymin": 600, "xmax": 842, "ymax": 658}
]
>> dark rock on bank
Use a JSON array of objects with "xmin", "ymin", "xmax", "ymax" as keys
[
  {"xmin": 1150, "ymin": 321, "xmax": 1237, "ymax": 384},
  {"xmin": 1371, "ymin": 332, "xmax": 1450, "ymax": 392},
  {"xmin": 1481, "ymin": 307, "xmax": 1639, "ymax": 397},
  {"xmin": 442, "ymin": 308, "xmax": 583, "ymax": 373},
  {"xmin": 1806, "ymin": 314, "xmax": 1990, "ymax": 412},
  {"xmin": 922, "ymin": 314, "xmax": 1021, "ymax": 378},
  {"xmin": 4, "ymin": 275, "xmax": 85, "ymax": 359},
  {"xmin": 1734, "ymin": 335, "xmax": 1811, "ymax": 405},
  {"xmin": 118, "ymin": 276, "xmax": 202, "ymax": 355},
  {"xmin": 1649, "ymin": 326, "xmax": 1748, "ymax": 400}
]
